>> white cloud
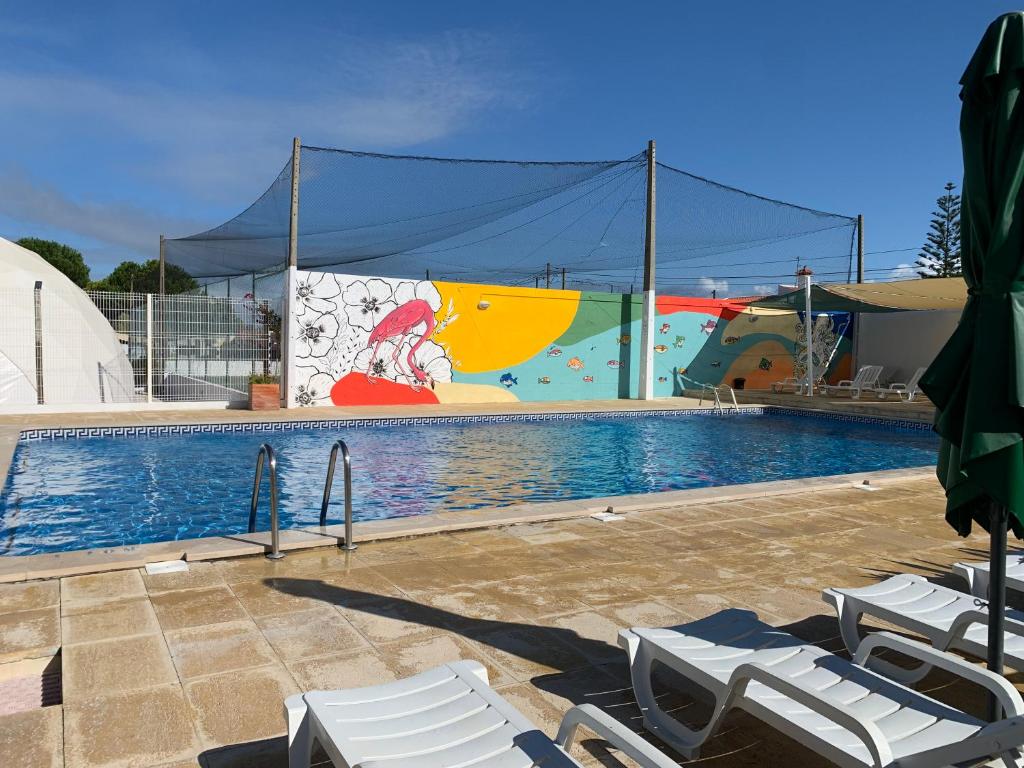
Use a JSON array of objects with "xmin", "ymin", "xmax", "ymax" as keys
[
  {"xmin": 751, "ymin": 284, "xmax": 776, "ymax": 296},
  {"xmin": 870, "ymin": 263, "xmax": 918, "ymax": 281},
  {"xmin": 697, "ymin": 277, "xmax": 729, "ymax": 297}
]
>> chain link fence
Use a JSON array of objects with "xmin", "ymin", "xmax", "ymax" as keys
[{"xmin": 0, "ymin": 285, "xmax": 280, "ymax": 408}]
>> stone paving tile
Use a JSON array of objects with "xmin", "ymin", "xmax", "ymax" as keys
[
  {"xmin": 286, "ymin": 645, "xmax": 399, "ymax": 691},
  {"xmin": 254, "ymin": 606, "xmax": 369, "ymax": 661},
  {"xmin": 164, "ymin": 620, "xmax": 278, "ymax": 680},
  {"xmin": 62, "ymin": 597, "xmax": 161, "ymax": 645},
  {"xmin": 376, "ymin": 632, "xmax": 517, "ymax": 687},
  {"xmin": 466, "ymin": 623, "xmax": 592, "ymax": 682},
  {"xmin": 63, "ymin": 684, "xmax": 201, "ymax": 768},
  {"xmin": 61, "ymin": 570, "xmax": 146, "ymax": 611},
  {"xmin": 0, "ymin": 705, "xmax": 63, "ymax": 767},
  {"xmin": 62, "ymin": 633, "xmax": 178, "ymax": 702},
  {"xmin": 0, "ymin": 579, "xmax": 59, "ymax": 615},
  {"xmin": 150, "ymin": 586, "xmax": 248, "ymax": 630},
  {"xmin": 0, "ymin": 606, "xmax": 60, "ymax": 663},
  {"xmin": 183, "ymin": 664, "xmax": 299, "ymax": 749},
  {"xmin": 228, "ymin": 578, "xmax": 324, "ymax": 618},
  {"xmin": 339, "ymin": 596, "xmax": 451, "ymax": 645},
  {"xmin": 141, "ymin": 562, "xmax": 226, "ymax": 595},
  {"xmin": 313, "ymin": 568, "xmax": 407, "ymax": 604}
]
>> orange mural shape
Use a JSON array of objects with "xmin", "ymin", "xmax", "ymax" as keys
[
  {"xmin": 330, "ymin": 372, "xmax": 440, "ymax": 406},
  {"xmin": 720, "ymin": 339, "xmax": 793, "ymax": 390}
]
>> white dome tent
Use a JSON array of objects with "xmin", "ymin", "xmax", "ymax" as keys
[{"xmin": 0, "ymin": 237, "xmax": 135, "ymax": 408}]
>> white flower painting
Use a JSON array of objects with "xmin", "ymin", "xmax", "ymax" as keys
[{"xmin": 291, "ymin": 272, "xmax": 456, "ymax": 405}]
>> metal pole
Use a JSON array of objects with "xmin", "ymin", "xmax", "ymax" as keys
[
  {"xmin": 158, "ymin": 235, "xmax": 166, "ymax": 296},
  {"xmin": 426, "ymin": 269, "xmax": 430, "ymax": 281},
  {"xmin": 32, "ymin": 281, "xmax": 44, "ymax": 404},
  {"xmin": 856, "ymin": 214, "xmax": 865, "ymax": 284},
  {"xmin": 801, "ymin": 270, "xmax": 813, "ymax": 398},
  {"xmin": 561, "ymin": 267, "xmax": 566, "ymax": 290},
  {"xmin": 638, "ymin": 139, "xmax": 657, "ymax": 400},
  {"xmin": 988, "ymin": 500, "xmax": 1008, "ymax": 720},
  {"xmin": 282, "ymin": 137, "xmax": 301, "ymax": 408},
  {"xmin": 546, "ymin": 262, "xmax": 551, "ymax": 289},
  {"xmin": 145, "ymin": 293, "xmax": 153, "ymax": 403},
  {"xmin": 535, "ymin": 276, "xmax": 539, "ymax": 289}
]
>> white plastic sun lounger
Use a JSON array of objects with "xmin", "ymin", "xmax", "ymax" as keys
[
  {"xmin": 823, "ymin": 574, "xmax": 1024, "ymax": 684},
  {"xmin": 871, "ymin": 367, "xmax": 927, "ymax": 402},
  {"xmin": 619, "ymin": 608, "xmax": 1024, "ymax": 768},
  {"xmin": 954, "ymin": 552, "xmax": 1024, "ymax": 599},
  {"xmin": 285, "ymin": 660, "xmax": 678, "ymax": 768},
  {"xmin": 824, "ymin": 365, "xmax": 883, "ymax": 399}
]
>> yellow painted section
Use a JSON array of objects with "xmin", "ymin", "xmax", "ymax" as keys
[
  {"xmin": 432, "ymin": 382, "xmax": 520, "ymax": 403},
  {"xmin": 433, "ymin": 282, "xmax": 580, "ymax": 373}
]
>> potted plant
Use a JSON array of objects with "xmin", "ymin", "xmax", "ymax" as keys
[{"xmin": 248, "ymin": 373, "xmax": 280, "ymax": 410}]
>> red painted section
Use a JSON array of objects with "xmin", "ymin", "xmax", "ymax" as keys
[
  {"xmin": 330, "ymin": 372, "xmax": 440, "ymax": 406},
  {"xmin": 656, "ymin": 295, "xmax": 749, "ymax": 321}
]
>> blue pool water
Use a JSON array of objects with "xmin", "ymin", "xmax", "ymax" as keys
[{"xmin": 0, "ymin": 412, "xmax": 938, "ymax": 556}]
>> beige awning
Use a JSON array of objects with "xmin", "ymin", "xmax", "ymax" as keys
[{"xmin": 749, "ymin": 277, "xmax": 967, "ymax": 312}]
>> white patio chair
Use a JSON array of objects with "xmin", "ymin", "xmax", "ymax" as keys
[
  {"xmin": 871, "ymin": 367, "xmax": 927, "ymax": 401},
  {"xmin": 954, "ymin": 552, "xmax": 1024, "ymax": 598},
  {"xmin": 824, "ymin": 365, "xmax": 883, "ymax": 399},
  {"xmin": 285, "ymin": 660, "xmax": 678, "ymax": 768},
  {"xmin": 823, "ymin": 573, "xmax": 1024, "ymax": 684},
  {"xmin": 619, "ymin": 608, "xmax": 1024, "ymax": 768}
]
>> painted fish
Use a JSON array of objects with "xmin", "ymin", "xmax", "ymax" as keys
[
  {"xmin": 546, "ymin": 346, "xmax": 562, "ymax": 357},
  {"xmin": 678, "ymin": 367, "xmax": 688, "ymax": 375},
  {"xmin": 582, "ymin": 375, "xmax": 594, "ymax": 383},
  {"xmin": 659, "ymin": 323, "xmax": 670, "ymax": 333},
  {"xmin": 699, "ymin": 319, "xmax": 717, "ymax": 335},
  {"xmin": 566, "ymin": 356, "xmax": 584, "ymax": 371},
  {"xmin": 758, "ymin": 357, "xmax": 773, "ymax": 371},
  {"xmin": 616, "ymin": 335, "xmax": 631, "ymax": 345},
  {"xmin": 710, "ymin": 361, "xmax": 722, "ymax": 368},
  {"xmin": 723, "ymin": 336, "xmax": 739, "ymax": 345},
  {"xmin": 607, "ymin": 360, "xmax": 622, "ymax": 369},
  {"xmin": 537, "ymin": 376, "xmax": 551, "ymax": 384},
  {"xmin": 657, "ymin": 376, "xmax": 668, "ymax": 383},
  {"xmin": 499, "ymin": 373, "xmax": 518, "ymax": 388},
  {"xmin": 653, "ymin": 344, "xmax": 668, "ymax": 353},
  {"xmin": 673, "ymin": 335, "xmax": 686, "ymax": 348}
]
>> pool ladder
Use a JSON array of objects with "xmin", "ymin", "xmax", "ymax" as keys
[
  {"xmin": 698, "ymin": 383, "xmax": 739, "ymax": 413},
  {"xmin": 249, "ymin": 440, "xmax": 357, "ymax": 559}
]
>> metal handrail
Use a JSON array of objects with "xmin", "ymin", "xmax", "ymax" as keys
[
  {"xmin": 321, "ymin": 439, "xmax": 357, "ymax": 551},
  {"xmin": 249, "ymin": 443, "xmax": 284, "ymax": 560},
  {"xmin": 697, "ymin": 383, "xmax": 739, "ymax": 413}
]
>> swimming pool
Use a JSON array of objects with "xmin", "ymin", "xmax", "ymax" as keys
[{"xmin": 1, "ymin": 410, "xmax": 937, "ymax": 556}]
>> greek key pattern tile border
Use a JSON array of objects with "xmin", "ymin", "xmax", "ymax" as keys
[
  {"xmin": 16, "ymin": 404, "xmax": 932, "ymax": 442},
  {"xmin": 16, "ymin": 406, "xmax": 764, "ymax": 442}
]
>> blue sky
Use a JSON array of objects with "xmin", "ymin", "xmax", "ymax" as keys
[{"xmin": 0, "ymin": 1, "xmax": 1012, "ymax": 283}]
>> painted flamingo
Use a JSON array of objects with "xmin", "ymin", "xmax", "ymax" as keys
[{"xmin": 365, "ymin": 299, "xmax": 437, "ymax": 388}]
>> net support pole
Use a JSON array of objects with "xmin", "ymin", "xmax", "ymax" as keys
[
  {"xmin": 158, "ymin": 235, "xmax": 166, "ymax": 296},
  {"xmin": 856, "ymin": 214, "xmax": 864, "ymax": 284},
  {"xmin": 638, "ymin": 140, "xmax": 656, "ymax": 400},
  {"xmin": 798, "ymin": 268, "xmax": 813, "ymax": 398},
  {"xmin": 561, "ymin": 267, "xmax": 566, "ymax": 290},
  {"xmin": 546, "ymin": 263, "xmax": 551, "ymax": 289},
  {"xmin": 283, "ymin": 137, "xmax": 301, "ymax": 408}
]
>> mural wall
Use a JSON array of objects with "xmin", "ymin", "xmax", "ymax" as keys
[{"xmin": 290, "ymin": 270, "xmax": 853, "ymax": 407}]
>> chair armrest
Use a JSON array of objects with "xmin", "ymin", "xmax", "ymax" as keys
[
  {"xmin": 854, "ymin": 631, "xmax": 1024, "ymax": 718},
  {"xmin": 726, "ymin": 663, "xmax": 892, "ymax": 768},
  {"xmin": 836, "ymin": 379, "xmax": 853, "ymax": 387},
  {"xmin": 556, "ymin": 704, "xmax": 678, "ymax": 768}
]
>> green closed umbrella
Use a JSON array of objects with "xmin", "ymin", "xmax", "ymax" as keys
[{"xmin": 920, "ymin": 12, "xmax": 1024, "ymax": 717}]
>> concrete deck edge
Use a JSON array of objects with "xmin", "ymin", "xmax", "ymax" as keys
[{"xmin": 0, "ymin": 465, "xmax": 935, "ymax": 582}]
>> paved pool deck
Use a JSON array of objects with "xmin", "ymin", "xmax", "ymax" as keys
[{"xmin": 0, "ymin": 471, "xmax": 1005, "ymax": 768}]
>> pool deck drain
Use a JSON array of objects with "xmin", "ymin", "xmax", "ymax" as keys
[{"xmin": 0, "ymin": 471, "xmax": 1003, "ymax": 768}]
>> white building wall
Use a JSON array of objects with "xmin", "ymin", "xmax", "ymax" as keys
[{"xmin": 858, "ymin": 309, "xmax": 960, "ymax": 384}]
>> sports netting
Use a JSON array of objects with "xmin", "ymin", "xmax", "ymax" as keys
[{"xmin": 166, "ymin": 145, "xmax": 858, "ymax": 296}]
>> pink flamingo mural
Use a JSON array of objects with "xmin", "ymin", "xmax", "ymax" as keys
[{"xmin": 365, "ymin": 299, "xmax": 437, "ymax": 388}]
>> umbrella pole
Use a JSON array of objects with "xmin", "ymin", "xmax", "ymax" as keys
[{"xmin": 987, "ymin": 498, "xmax": 1008, "ymax": 720}]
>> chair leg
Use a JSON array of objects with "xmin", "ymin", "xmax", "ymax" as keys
[
  {"xmin": 829, "ymin": 595, "xmax": 933, "ymax": 685},
  {"xmin": 285, "ymin": 694, "xmax": 314, "ymax": 768}
]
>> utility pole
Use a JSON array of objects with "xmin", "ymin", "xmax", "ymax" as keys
[
  {"xmin": 856, "ymin": 214, "xmax": 865, "ymax": 284},
  {"xmin": 545, "ymin": 263, "xmax": 552, "ymax": 289},
  {"xmin": 282, "ymin": 137, "xmax": 301, "ymax": 407},
  {"xmin": 158, "ymin": 235, "xmax": 166, "ymax": 296},
  {"xmin": 425, "ymin": 269, "xmax": 430, "ymax": 281},
  {"xmin": 561, "ymin": 267, "xmax": 566, "ymax": 290},
  {"xmin": 638, "ymin": 139, "xmax": 656, "ymax": 400}
]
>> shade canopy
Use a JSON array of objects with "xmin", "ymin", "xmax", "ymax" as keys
[
  {"xmin": 749, "ymin": 277, "xmax": 967, "ymax": 313},
  {"xmin": 920, "ymin": 12, "xmax": 1024, "ymax": 537}
]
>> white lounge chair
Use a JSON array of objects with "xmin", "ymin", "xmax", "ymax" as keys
[
  {"xmin": 954, "ymin": 552, "xmax": 1024, "ymax": 598},
  {"xmin": 823, "ymin": 365, "xmax": 883, "ymax": 399},
  {"xmin": 871, "ymin": 367, "xmax": 927, "ymax": 402},
  {"xmin": 823, "ymin": 573, "xmax": 1024, "ymax": 684},
  {"xmin": 285, "ymin": 660, "xmax": 678, "ymax": 768},
  {"xmin": 619, "ymin": 608, "xmax": 1024, "ymax": 768}
]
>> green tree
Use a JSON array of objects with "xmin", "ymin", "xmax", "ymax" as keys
[
  {"xmin": 90, "ymin": 259, "xmax": 197, "ymax": 294},
  {"xmin": 916, "ymin": 182, "xmax": 962, "ymax": 278},
  {"xmin": 16, "ymin": 237, "xmax": 91, "ymax": 288}
]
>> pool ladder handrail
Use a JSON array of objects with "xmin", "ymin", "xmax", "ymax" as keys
[
  {"xmin": 249, "ymin": 443, "xmax": 284, "ymax": 560},
  {"xmin": 321, "ymin": 439, "xmax": 357, "ymax": 551},
  {"xmin": 697, "ymin": 383, "xmax": 739, "ymax": 413}
]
